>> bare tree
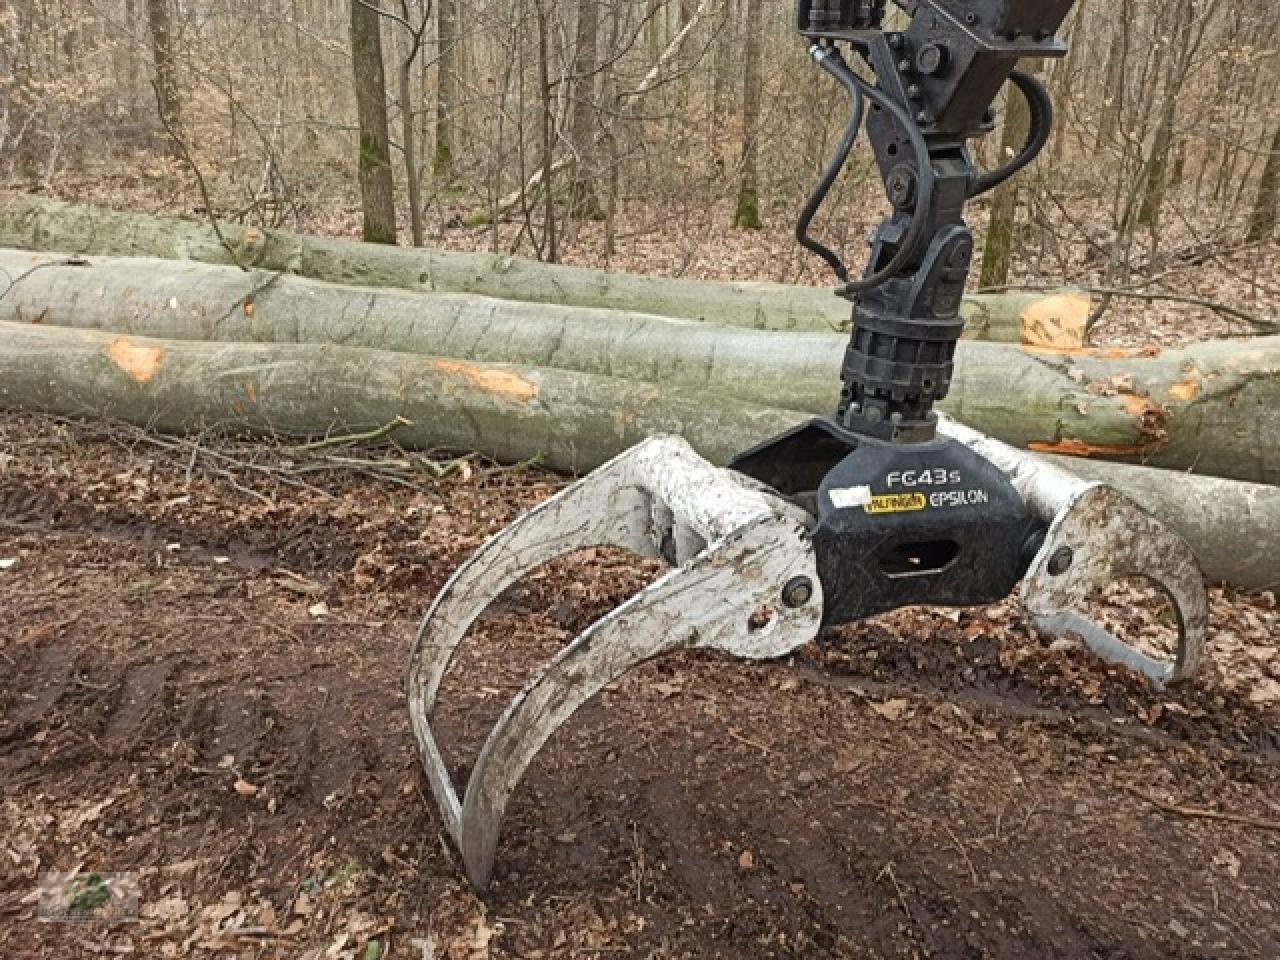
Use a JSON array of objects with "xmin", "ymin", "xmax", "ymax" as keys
[
  {"xmin": 145, "ymin": 0, "xmax": 182, "ymax": 140},
  {"xmin": 351, "ymin": 0, "xmax": 397, "ymax": 244},
  {"xmin": 566, "ymin": 0, "xmax": 602, "ymax": 219},
  {"xmin": 732, "ymin": 0, "xmax": 762, "ymax": 229},
  {"xmin": 361, "ymin": 0, "xmax": 432, "ymax": 245},
  {"xmin": 1247, "ymin": 125, "xmax": 1280, "ymax": 243},
  {"xmin": 533, "ymin": 0, "xmax": 557, "ymax": 260},
  {"xmin": 433, "ymin": 0, "xmax": 458, "ymax": 181}
]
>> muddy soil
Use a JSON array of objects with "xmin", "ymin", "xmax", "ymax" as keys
[{"xmin": 1, "ymin": 412, "xmax": 1278, "ymax": 959}]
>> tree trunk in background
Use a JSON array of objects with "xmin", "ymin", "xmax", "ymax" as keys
[
  {"xmin": 399, "ymin": 53, "xmax": 424, "ymax": 246},
  {"xmin": 567, "ymin": 0, "xmax": 602, "ymax": 219},
  {"xmin": 1095, "ymin": 23, "xmax": 1125, "ymax": 153},
  {"xmin": 1048, "ymin": 5, "xmax": 1080, "ymax": 167},
  {"xmin": 145, "ymin": 0, "xmax": 183, "ymax": 141},
  {"xmin": 534, "ymin": 0, "xmax": 558, "ymax": 262},
  {"xmin": 120, "ymin": 0, "xmax": 141, "ymax": 105},
  {"xmin": 709, "ymin": 0, "xmax": 732, "ymax": 175},
  {"xmin": 645, "ymin": 0, "xmax": 661, "ymax": 68},
  {"xmin": 1169, "ymin": 141, "xmax": 1187, "ymax": 192},
  {"xmin": 1136, "ymin": 93, "xmax": 1178, "ymax": 231},
  {"xmin": 979, "ymin": 62, "xmax": 1038, "ymax": 288},
  {"xmin": 350, "ymin": 0, "xmax": 397, "ymax": 245},
  {"xmin": 1246, "ymin": 124, "xmax": 1280, "ymax": 243},
  {"xmin": 1136, "ymin": 0, "xmax": 1195, "ymax": 235},
  {"xmin": 0, "ymin": 0, "xmax": 28, "ymax": 173},
  {"xmin": 732, "ymin": 0, "xmax": 762, "ymax": 229},
  {"xmin": 433, "ymin": 0, "xmax": 457, "ymax": 182}
]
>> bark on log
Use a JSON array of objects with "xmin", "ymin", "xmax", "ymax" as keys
[
  {"xmin": 0, "ymin": 321, "xmax": 1273, "ymax": 589},
  {"xmin": 2, "ymin": 250, "xmax": 1277, "ymax": 485},
  {"xmin": 0, "ymin": 195, "xmax": 1088, "ymax": 345}
]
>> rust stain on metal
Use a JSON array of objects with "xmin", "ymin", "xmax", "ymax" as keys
[
  {"xmin": 244, "ymin": 382, "xmax": 258, "ymax": 403},
  {"xmin": 433, "ymin": 359, "xmax": 538, "ymax": 402},
  {"xmin": 105, "ymin": 336, "xmax": 164, "ymax": 384},
  {"xmin": 1017, "ymin": 292, "xmax": 1089, "ymax": 349}
]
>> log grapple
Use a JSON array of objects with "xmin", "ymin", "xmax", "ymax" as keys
[{"xmin": 408, "ymin": 0, "xmax": 1208, "ymax": 890}]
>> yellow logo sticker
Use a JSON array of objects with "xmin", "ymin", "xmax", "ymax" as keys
[{"xmin": 865, "ymin": 493, "xmax": 927, "ymax": 514}]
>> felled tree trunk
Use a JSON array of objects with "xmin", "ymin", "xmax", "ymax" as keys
[
  {"xmin": 0, "ymin": 321, "xmax": 1273, "ymax": 588},
  {"xmin": 0, "ymin": 195, "xmax": 1088, "ymax": 346},
  {"xmin": 2, "ymin": 250, "xmax": 1276, "ymax": 485},
  {"xmin": 1040, "ymin": 456, "xmax": 1278, "ymax": 591},
  {"xmin": 0, "ymin": 320, "xmax": 800, "ymax": 477}
]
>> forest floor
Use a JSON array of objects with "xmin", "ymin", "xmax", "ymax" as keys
[{"xmin": 2, "ymin": 412, "xmax": 1279, "ymax": 960}]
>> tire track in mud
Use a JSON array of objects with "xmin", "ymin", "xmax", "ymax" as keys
[
  {"xmin": 0, "ymin": 639, "xmax": 83, "ymax": 750},
  {"xmin": 103, "ymin": 660, "xmax": 176, "ymax": 747}
]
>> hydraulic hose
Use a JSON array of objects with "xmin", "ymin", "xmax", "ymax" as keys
[
  {"xmin": 969, "ymin": 69, "xmax": 1054, "ymax": 198},
  {"xmin": 836, "ymin": 65, "xmax": 936, "ymax": 295},
  {"xmin": 799, "ymin": 43, "xmax": 936, "ymax": 296},
  {"xmin": 796, "ymin": 44, "xmax": 866, "ymax": 285}
]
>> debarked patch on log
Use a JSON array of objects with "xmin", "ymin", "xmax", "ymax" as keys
[
  {"xmin": 1017, "ymin": 292, "xmax": 1089, "ymax": 349},
  {"xmin": 1118, "ymin": 393, "xmax": 1170, "ymax": 446},
  {"xmin": 1022, "ymin": 344, "xmax": 1164, "ymax": 360},
  {"xmin": 105, "ymin": 336, "xmax": 165, "ymax": 384},
  {"xmin": 432, "ymin": 359, "xmax": 538, "ymax": 403},
  {"xmin": 1028, "ymin": 438, "xmax": 1165, "ymax": 458}
]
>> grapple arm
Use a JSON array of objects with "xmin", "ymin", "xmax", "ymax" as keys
[{"xmin": 408, "ymin": 437, "xmax": 821, "ymax": 889}]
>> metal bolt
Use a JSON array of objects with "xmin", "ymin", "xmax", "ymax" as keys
[
  {"xmin": 782, "ymin": 577, "xmax": 814, "ymax": 609},
  {"xmin": 916, "ymin": 43, "xmax": 948, "ymax": 75},
  {"xmin": 898, "ymin": 59, "xmax": 912, "ymax": 73},
  {"xmin": 906, "ymin": 84, "xmax": 922, "ymax": 99},
  {"xmin": 887, "ymin": 170, "xmax": 914, "ymax": 205},
  {"xmin": 1047, "ymin": 547, "xmax": 1074, "ymax": 576}
]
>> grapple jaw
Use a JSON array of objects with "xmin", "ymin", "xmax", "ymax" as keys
[
  {"xmin": 406, "ymin": 436, "xmax": 822, "ymax": 890},
  {"xmin": 408, "ymin": 427, "xmax": 1207, "ymax": 890},
  {"xmin": 1020, "ymin": 484, "xmax": 1206, "ymax": 686},
  {"xmin": 941, "ymin": 417, "xmax": 1207, "ymax": 687}
]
